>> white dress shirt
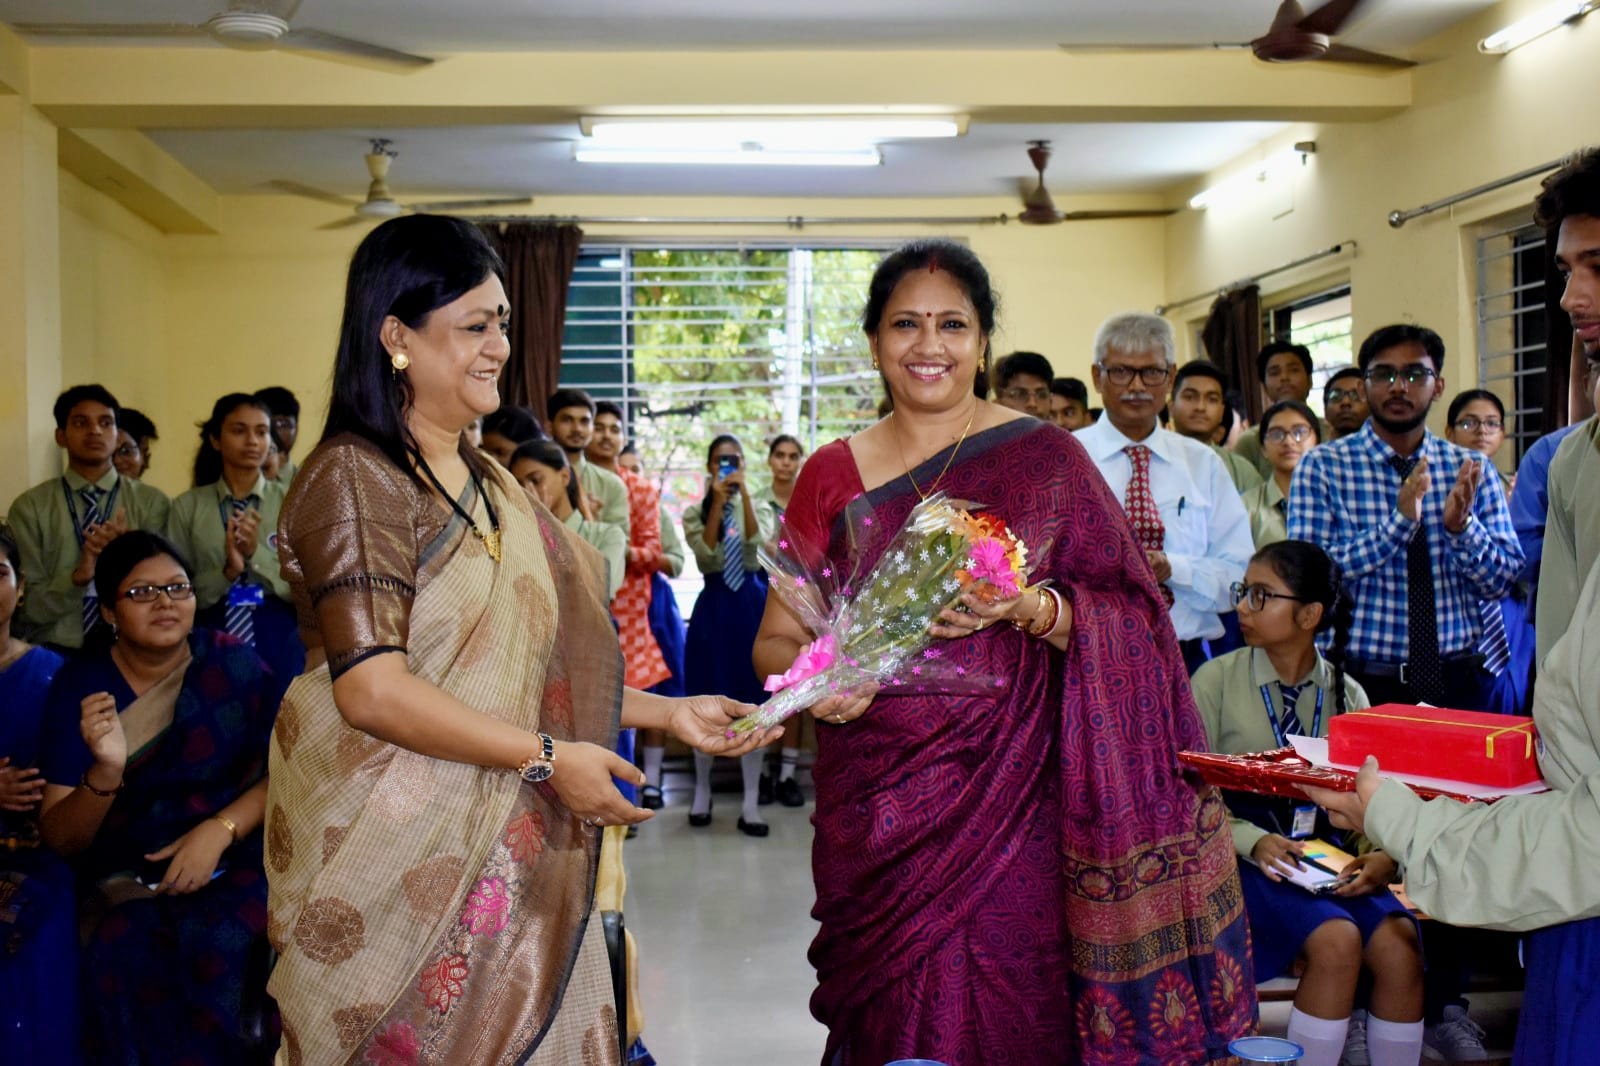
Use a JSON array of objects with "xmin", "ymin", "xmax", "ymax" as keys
[{"xmin": 1075, "ymin": 419, "xmax": 1254, "ymax": 641}]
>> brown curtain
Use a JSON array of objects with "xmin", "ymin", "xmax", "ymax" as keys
[
  {"xmin": 485, "ymin": 222, "xmax": 584, "ymax": 416},
  {"xmin": 1201, "ymin": 284, "xmax": 1264, "ymax": 424}
]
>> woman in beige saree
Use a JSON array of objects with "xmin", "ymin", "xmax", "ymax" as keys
[{"xmin": 266, "ymin": 216, "xmax": 771, "ymax": 1066}]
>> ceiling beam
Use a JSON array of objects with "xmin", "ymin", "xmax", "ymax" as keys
[
  {"xmin": 24, "ymin": 47, "xmax": 1411, "ymax": 129},
  {"xmin": 0, "ymin": 23, "xmax": 29, "ymax": 96},
  {"xmin": 57, "ymin": 128, "xmax": 219, "ymax": 233}
]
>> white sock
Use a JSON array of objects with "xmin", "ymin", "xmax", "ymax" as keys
[
  {"xmin": 779, "ymin": 747, "xmax": 800, "ymax": 782},
  {"xmin": 642, "ymin": 745, "xmax": 665, "ymax": 789},
  {"xmin": 691, "ymin": 750, "xmax": 713, "ymax": 815},
  {"xmin": 1286, "ymin": 1008, "xmax": 1349, "ymax": 1066},
  {"xmin": 1366, "ymin": 1015, "xmax": 1424, "ymax": 1066},
  {"xmin": 740, "ymin": 750, "xmax": 766, "ymax": 824}
]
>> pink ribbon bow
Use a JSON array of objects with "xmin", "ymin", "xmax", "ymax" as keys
[{"xmin": 764, "ymin": 634, "xmax": 838, "ymax": 693}]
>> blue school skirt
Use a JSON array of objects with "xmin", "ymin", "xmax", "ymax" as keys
[
  {"xmin": 1239, "ymin": 860, "xmax": 1413, "ymax": 982},
  {"xmin": 647, "ymin": 572, "xmax": 687, "ymax": 699},
  {"xmin": 684, "ymin": 571, "xmax": 769, "ymax": 706},
  {"xmin": 1514, "ymin": 915, "xmax": 1600, "ymax": 1064}
]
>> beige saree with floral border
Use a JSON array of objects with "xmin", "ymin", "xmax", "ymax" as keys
[{"xmin": 265, "ymin": 436, "xmax": 622, "ymax": 1065}]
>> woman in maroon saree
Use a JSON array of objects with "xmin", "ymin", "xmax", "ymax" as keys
[{"xmin": 756, "ymin": 241, "xmax": 1253, "ymax": 1065}]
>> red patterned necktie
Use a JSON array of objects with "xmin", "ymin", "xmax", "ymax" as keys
[{"xmin": 1124, "ymin": 444, "xmax": 1174, "ymax": 606}]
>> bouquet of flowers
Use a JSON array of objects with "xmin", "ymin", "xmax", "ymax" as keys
[{"xmin": 728, "ymin": 492, "xmax": 1047, "ymax": 735}]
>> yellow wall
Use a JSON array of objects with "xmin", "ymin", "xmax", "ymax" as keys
[
  {"xmin": 54, "ymin": 189, "xmax": 1165, "ymax": 497},
  {"xmin": 1163, "ymin": 0, "xmax": 1600, "ymax": 415}
]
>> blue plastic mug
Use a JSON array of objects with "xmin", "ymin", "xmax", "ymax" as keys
[
  {"xmin": 1228, "ymin": 1036, "xmax": 1305, "ymax": 1063},
  {"xmin": 883, "ymin": 1061, "xmax": 949, "ymax": 1066}
]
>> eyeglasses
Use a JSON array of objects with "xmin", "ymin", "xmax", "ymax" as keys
[
  {"xmin": 1098, "ymin": 364, "xmax": 1173, "ymax": 387},
  {"xmin": 122, "ymin": 582, "xmax": 195, "ymax": 604},
  {"xmin": 112, "ymin": 443, "xmax": 142, "ymax": 458},
  {"xmin": 999, "ymin": 386, "xmax": 1051, "ymax": 405},
  {"xmin": 1230, "ymin": 581, "xmax": 1307, "ymax": 612},
  {"xmin": 1324, "ymin": 387, "xmax": 1363, "ymax": 404},
  {"xmin": 1453, "ymin": 417, "xmax": 1504, "ymax": 433},
  {"xmin": 1363, "ymin": 365, "xmax": 1437, "ymax": 388},
  {"xmin": 1263, "ymin": 424, "xmax": 1317, "ymax": 445}
]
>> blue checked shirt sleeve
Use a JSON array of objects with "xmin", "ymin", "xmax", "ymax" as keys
[
  {"xmin": 1287, "ymin": 448, "xmax": 1414, "ymax": 580},
  {"xmin": 1443, "ymin": 457, "xmax": 1524, "ymax": 601}
]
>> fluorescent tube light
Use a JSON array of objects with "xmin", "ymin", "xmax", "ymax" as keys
[
  {"xmin": 583, "ymin": 117, "xmax": 961, "ymax": 152},
  {"xmin": 1189, "ymin": 143, "xmax": 1316, "ymax": 211},
  {"xmin": 574, "ymin": 147, "xmax": 883, "ymax": 167},
  {"xmin": 1479, "ymin": 0, "xmax": 1593, "ymax": 53}
]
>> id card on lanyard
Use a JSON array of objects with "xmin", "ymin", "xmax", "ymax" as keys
[
  {"xmin": 1261, "ymin": 683, "xmax": 1324, "ymax": 840},
  {"xmin": 61, "ymin": 477, "xmax": 122, "ymax": 546}
]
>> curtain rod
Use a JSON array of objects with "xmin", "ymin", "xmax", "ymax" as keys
[
  {"xmin": 1387, "ymin": 159, "xmax": 1563, "ymax": 229},
  {"xmin": 471, "ymin": 210, "xmax": 1174, "ymax": 228},
  {"xmin": 1155, "ymin": 240, "xmax": 1357, "ymax": 316}
]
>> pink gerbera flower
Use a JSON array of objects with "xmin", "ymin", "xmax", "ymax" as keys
[{"xmin": 968, "ymin": 538, "xmax": 1020, "ymax": 595}]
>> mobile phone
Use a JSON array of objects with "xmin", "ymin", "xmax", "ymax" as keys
[{"xmin": 717, "ymin": 455, "xmax": 740, "ymax": 478}]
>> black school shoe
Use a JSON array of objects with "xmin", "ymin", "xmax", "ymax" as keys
[
  {"xmin": 688, "ymin": 800, "xmax": 712, "ymax": 828},
  {"xmin": 640, "ymin": 784, "xmax": 664, "ymax": 810},
  {"xmin": 775, "ymin": 776, "xmax": 805, "ymax": 808},
  {"xmin": 737, "ymin": 817, "xmax": 770, "ymax": 838}
]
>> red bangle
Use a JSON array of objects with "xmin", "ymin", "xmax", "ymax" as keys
[
  {"xmin": 1027, "ymin": 587, "xmax": 1064, "ymax": 638},
  {"xmin": 81, "ymin": 770, "xmax": 124, "ymax": 797}
]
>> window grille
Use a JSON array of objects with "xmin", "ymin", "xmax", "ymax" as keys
[
  {"xmin": 1265, "ymin": 285, "xmax": 1354, "ymax": 418},
  {"xmin": 1476, "ymin": 222, "xmax": 1549, "ymax": 461}
]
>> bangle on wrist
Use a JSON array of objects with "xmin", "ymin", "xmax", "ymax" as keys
[
  {"xmin": 211, "ymin": 813, "xmax": 238, "ymax": 842},
  {"xmin": 1026, "ymin": 587, "xmax": 1064, "ymax": 638},
  {"xmin": 81, "ymin": 769, "xmax": 124, "ymax": 797}
]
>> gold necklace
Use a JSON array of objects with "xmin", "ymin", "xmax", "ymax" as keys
[{"xmin": 891, "ymin": 402, "xmax": 978, "ymax": 501}]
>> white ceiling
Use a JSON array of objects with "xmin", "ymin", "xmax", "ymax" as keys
[
  {"xmin": 1, "ymin": 0, "xmax": 1500, "ymax": 52},
  {"xmin": 146, "ymin": 121, "xmax": 1292, "ymax": 200}
]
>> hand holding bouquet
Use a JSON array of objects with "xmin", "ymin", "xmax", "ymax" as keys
[{"xmin": 728, "ymin": 492, "xmax": 1046, "ymax": 735}]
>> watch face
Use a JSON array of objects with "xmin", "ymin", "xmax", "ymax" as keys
[{"xmin": 520, "ymin": 763, "xmax": 554, "ymax": 784}]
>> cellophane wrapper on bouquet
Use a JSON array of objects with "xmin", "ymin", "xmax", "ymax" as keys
[{"xmin": 728, "ymin": 492, "xmax": 1049, "ymax": 735}]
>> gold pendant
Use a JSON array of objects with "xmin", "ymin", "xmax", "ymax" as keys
[{"xmin": 481, "ymin": 528, "xmax": 502, "ymax": 563}]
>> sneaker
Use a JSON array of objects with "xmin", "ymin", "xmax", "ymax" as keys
[
  {"xmin": 775, "ymin": 776, "xmax": 805, "ymax": 808},
  {"xmin": 1423, "ymin": 1005, "xmax": 1490, "ymax": 1062},
  {"xmin": 757, "ymin": 773, "xmax": 775, "ymax": 806},
  {"xmin": 1340, "ymin": 1009, "xmax": 1370, "ymax": 1066}
]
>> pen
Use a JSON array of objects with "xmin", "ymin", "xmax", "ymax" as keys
[{"xmin": 1177, "ymin": 496, "xmax": 1186, "ymax": 516}]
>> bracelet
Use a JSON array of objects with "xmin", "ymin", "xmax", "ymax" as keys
[
  {"xmin": 1026, "ymin": 587, "xmax": 1064, "ymax": 638},
  {"xmin": 80, "ymin": 770, "xmax": 124, "ymax": 797},
  {"xmin": 1011, "ymin": 589, "xmax": 1050, "ymax": 631},
  {"xmin": 211, "ymin": 813, "xmax": 238, "ymax": 842}
]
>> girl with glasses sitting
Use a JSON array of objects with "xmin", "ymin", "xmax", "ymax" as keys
[
  {"xmin": 37, "ymin": 530, "xmax": 286, "ymax": 1064},
  {"xmin": 1192, "ymin": 539, "xmax": 1424, "ymax": 1066}
]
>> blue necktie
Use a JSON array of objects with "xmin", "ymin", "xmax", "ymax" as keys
[
  {"xmin": 223, "ymin": 497, "xmax": 258, "ymax": 646},
  {"xmin": 720, "ymin": 502, "xmax": 745, "ymax": 592},
  {"xmin": 1277, "ymin": 683, "xmax": 1305, "ymax": 739},
  {"xmin": 80, "ymin": 487, "xmax": 103, "ymax": 635},
  {"xmin": 1479, "ymin": 600, "xmax": 1511, "ymax": 677}
]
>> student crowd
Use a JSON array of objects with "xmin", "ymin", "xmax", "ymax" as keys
[{"xmin": 0, "ymin": 146, "xmax": 1597, "ymax": 1066}]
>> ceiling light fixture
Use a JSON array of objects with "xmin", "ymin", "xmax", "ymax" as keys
[
  {"xmin": 1189, "ymin": 141, "xmax": 1317, "ymax": 211},
  {"xmin": 575, "ymin": 116, "xmax": 962, "ymax": 167},
  {"xmin": 1479, "ymin": 0, "xmax": 1594, "ymax": 53}
]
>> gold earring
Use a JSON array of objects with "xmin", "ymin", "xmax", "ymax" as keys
[
  {"xmin": 872, "ymin": 354, "xmax": 880, "ymax": 371},
  {"xmin": 390, "ymin": 352, "xmax": 410, "ymax": 372}
]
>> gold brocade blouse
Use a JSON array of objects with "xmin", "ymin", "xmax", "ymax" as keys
[{"xmin": 277, "ymin": 434, "xmax": 491, "ymax": 677}]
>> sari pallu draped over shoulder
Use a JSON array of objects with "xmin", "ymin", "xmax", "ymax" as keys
[
  {"xmin": 789, "ymin": 419, "xmax": 1254, "ymax": 1066},
  {"xmin": 266, "ymin": 464, "xmax": 622, "ymax": 1065}
]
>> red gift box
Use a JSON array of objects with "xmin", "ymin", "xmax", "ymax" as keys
[
  {"xmin": 1178, "ymin": 748, "xmax": 1519, "ymax": 805},
  {"xmin": 1326, "ymin": 704, "xmax": 1541, "ymax": 788}
]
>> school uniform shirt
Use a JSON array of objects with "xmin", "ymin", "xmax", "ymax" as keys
[
  {"xmin": 563, "ymin": 509, "xmax": 626, "ymax": 602},
  {"xmin": 1241, "ymin": 479, "xmax": 1290, "ymax": 550},
  {"xmin": 1365, "ymin": 552, "xmax": 1600, "ymax": 932},
  {"xmin": 7, "ymin": 468, "xmax": 171, "ymax": 649},
  {"xmin": 659, "ymin": 504, "xmax": 686, "ymax": 580},
  {"xmin": 1286, "ymin": 422, "xmax": 1523, "ymax": 662},
  {"xmin": 1210, "ymin": 442, "xmax": 1265, "ymax": 495},
  {"xmin": 165, "ymin": 476, "xmax": 291, "ymax": 610},
  {"xmin": 1535, "ymin": 418, "xmax": 1600, "ymax": 664},
  {"xmin": 681, "ymin": 493, "xmax": 774, "ymax": 577},
  {"xmin": 574, "ymin": 455, "xmax": 631, "ymax": 540},
  {"xmin": 1191, "ymin": 646, "xmax": 1371, "ymax": 858},
  {"xmin": 272, "ymin": 456, "xmax": 299, "ymax": 490},
  {"xmin": 1075, "ymin": 420, "xmax": 1254, "ymax": 642},
  {"xmin": 1233, "ymin": 416, "xmax": 1335, "ymax": 479}
]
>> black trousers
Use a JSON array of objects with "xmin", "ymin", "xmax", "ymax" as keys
[{"xmin": 1347, "ymin": 659, "xmax": 1495, "ymax": 713}]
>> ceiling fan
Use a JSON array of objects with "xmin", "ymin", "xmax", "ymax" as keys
[
  {"xmin": 1015, "ymin": 141, "xmax": 1176, "ymax": 225},
  {"xmin": 1059, "ymin": 0, "xmax": 1416, "ymax": 69},
  {"xmin": 269, "ymin": 140, "xmax": 534, "ymax": 229},
  {"xmin": 12, "ymin": 1, "xmax": 432, "ymax": 71}
]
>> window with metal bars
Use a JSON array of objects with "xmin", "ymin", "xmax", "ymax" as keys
[
  {"xmin": 1264, "ymin": 285, "xmax": 1354, "ymax": 419},
  {"xmin": 1476, "ymin": 222, "xmax": 1549, "ymax": 462}
]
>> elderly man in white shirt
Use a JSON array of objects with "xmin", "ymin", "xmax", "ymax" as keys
[{"xmin": 1076, "ymin": 312, "xmax": 1255, "ymax": 673}]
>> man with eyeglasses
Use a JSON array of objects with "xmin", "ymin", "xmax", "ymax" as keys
[
  {"xmin": 1287, "ymin": 323, "xmax": 1523, "ymax": 714},
  {"xmin": 992, "ymin": 350, "xmax": 1054, "ymax": 420},
  {"xmin": 1532, "ymin": 147, "xmax": 1600, "ymax": 663},
  {"xmin": 1322, "ymin": 366, "xmax": 1369, "ymax": 439},
  {"xmin": 1077, "ymin": 313, "xmax": 1253, "ymax": 674},
  {"xmin": 1233, "ymin": 341, "xmax": 1336, "ymax": 477},
  {"xmin": 1169, "ymin": 360, "xmax": 1264, "ymax": 493}
]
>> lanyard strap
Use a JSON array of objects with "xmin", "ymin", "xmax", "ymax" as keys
[
  {"xmin": 1258, "ymin": 683, "xmax": 1325, "ymax": 747},
  {"xmin": 60, "ymin": 476, "xmax": 122, "ymax": 546}
]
